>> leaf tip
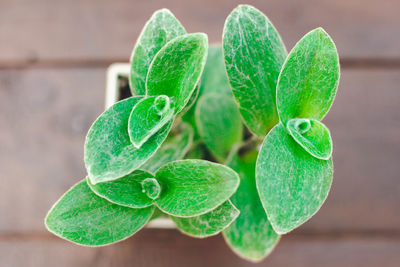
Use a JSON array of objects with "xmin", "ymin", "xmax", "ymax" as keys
[
  {"xmin": 191, "ymin": 32, "xmax": 208, "ymax": 45},
  {"xmin": 132, "ymin": 140, "xmax": 143, "ymax": 149},
  {"xmin": 315, "ymin": 26, "xmax": 326, "ymax": 33},
  {"xmin": 311, "ymin": 27, "xmax": 336, "ymax": 45},
  {"xmin": 151, "ymin": 8, "xmax": 175, "ymax": 19},
  {"xmin": 155, "ymin": 8, "xmax": 172, "ymax": 14},
  {"xmin": 235, "ymin": 4, "xmax": 253, "ymax": 12}
]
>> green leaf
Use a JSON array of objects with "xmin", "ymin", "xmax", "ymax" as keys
[
  {"xmin": 171, "ymin": 201, "xmax": 239, "ymax": 238},
  {"xmin": 155, "ymin": 160, "xmax": 240, "ymax": 217},
  {"xmin": 184, "ymin": 142, "xmax": 205, "ymax": 160},
  {"xmin": 128, "ymin": 95, "xmax": 174, "ymax": 148},
  {"xmin": 179, "ymin": 84, "xmax": 200, "ymax": 119},
  {"xmin": 130, "ymin": 9, "xmax": 186, "ymax": 95},
  {"xmin": 149, "ymin": 207, "xmax": 167, "ymax": 220},
  {"xmin": 181, "ymin": 46, "xmax": 231, "ymax": 136},
  {"xmin": 140, "ymin": 122, "xmax": 194, "ymax": 173},
  {"xmin": 87, "ymin": 170, "xmax": 157, "ymax": 208},
  {"xmin": 146, "ymin": 33, "xmax": 208, "ymax": 114},
  {"xmin": 199, "ymin": 45, "xmax": 231, "ymax": 96},
  {"xmin": 256, "ymin": 124, "xmax": 333, "ymax": 234},
  {"xmin": 195, "ymin": 94, "xmax": 243, "ymax": 162},
  {"xmin": 287, "ymin": 118, "xmax": 332, "ymax": 160},
  {"xmin": 223, "ymin": 5, "xmax": 287, "ymax": 136},
  {"xmin": 45, "ymin": 180, "xmax": 154, "ymax": 246},
  {"xmin": 85, "ymin": 97, "xmax": 172, "ymax": 184},
  {"xmin": 224, "ymin": 151, "xmax": 280, "ymax": 262},
  {"xmin": 276, "ymin": 28, "xmax": 340, "ymax": 126}
]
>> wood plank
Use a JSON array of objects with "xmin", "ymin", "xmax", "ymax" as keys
[
  {"xmin": 1, "ymin": 230, "xmax": 400, "ymax": 267},
  {"xmin": 0, "ymin": 0, "xmax": 399, "ymax": 64},
  {"xmin": 307, "ymin": 69, "xmax": 400, "ymax": 232},
  {"xmin": 0, "ymin": 68, "xmax": 399, "ymax": 233},
  {"xmin": 0, "ymin": 68, "xmax": 105, "ymax": 231}
]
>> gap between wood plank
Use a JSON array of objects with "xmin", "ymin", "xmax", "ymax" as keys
[
  {"xmin": 0, "ymin": 58, "xmax": 400, "ymax": 70},
  {"xmin": 2, "ymin": 229, "xmax": 400, "ymax": 241}
]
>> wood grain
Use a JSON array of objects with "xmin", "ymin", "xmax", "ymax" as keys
[
  {"xmin": 0, "ymin": 68, "xmax": 399, "ymax": 233},
  {"xmin": 0, "ymin": 68, "xmax": 104, "ymax": 231},
  {"xmin": 1, "ymin": 230, "xmax": 400, "ymax": 267},
  {"xmin": 0, "ymin": 0, "xmax": 399, "ymax": 66},
  {"xmin": 0, "ymin": 1, "xmax": 399, "ymax": 263}
]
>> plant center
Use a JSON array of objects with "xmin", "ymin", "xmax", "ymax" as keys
[
  {"xmin": 154, "ymin": 95, "xmax": 171, "ymax": 115},
  {"xmin": 141, "ymin": 178, "xmax": 161, "ymax": 200},
  {"xmin": 294, "ymin": 118, "xmax": 311, "ymax": 134}
]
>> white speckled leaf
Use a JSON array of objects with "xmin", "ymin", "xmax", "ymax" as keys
[
  {"xmin": 287, "ymin": 118, "xmax": 332, "ymax": 160},
  {"xmin": 195, "ymin": 94, "xmax": 243, "ymax": 162},
  {"xmin": 130, "ymin": 9, "xmax": 186, "ymax": 95},
  {"xmin": 256, "ymin": 124, "xmax": 333, "ymax": 234},
  {"xmin": 155, "ymin": 160, "xmax": 240, "ymax": 217},
  {"xmin": 128, "ymin": 95, "xmax": 174, "ymax": 148},
  {"xmin": 146, "ymin": 33, "xmax": 208, "ymax": 114},
  {"xmin": 84, "ymin": 97, "xmax": 172, "ymax": 184},
  {"xmin": 181, "ymin": 45, "xmax": 231, "ymax": 136},
  {"xmin": 277, "ymin": 28, "xmax": 340, "ymax": 126},
  {"xmin": 223, "ymin": 151, "xmax": 280, "ymax": 262},
  {"xmin": 179, "ymin": 83, "xmax": 200, "ymax": 118},
  {"xmin": 223, "ymin": 5, "xmax": 287, "ymax": 136},
  {"xmin": 45, "ymin": 180, "xmax": 154, "ymax": 246},
  {"xmin": 199, "ymin": 46, "xmax": 232, "ymax": 96},
  {"xmin": 87, "ymin": 170, "xmax": 156, "ymax": 208},
  {"xmin": 171, "ymin": 200, "xmax": 239, "ymax": 238},
  {"xmin": 140, "ymin": 122, "xmax": 194, "ymax": 173}
]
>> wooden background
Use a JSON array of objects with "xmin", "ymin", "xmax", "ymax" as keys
[{"xmin": 1, "ymin": 0, "xmax": 399, "ymax": 266}]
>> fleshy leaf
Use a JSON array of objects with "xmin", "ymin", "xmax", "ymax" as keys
[
  {"xmin": 195, "ymin": 94, "xmax": 243, "ymax": 162},
  {"xmin": 128, "ymin": 95, "xmax": 175, "ymax": 148},
  {"xmin": 256, "ymin": 124, "xmax": 333, "ymax": 234},
  {"xmin": 155, "ymin": 160, "xmax": 240, "ymax": 217},
  {"xmin": 223, "ymin": 5, "xmax": 287, "ymax": 136},
  {"xmin": 199, "ymin": 46, "xmax": 231, "ymax": 96},
  {"xmin": 87, "ymin": 170, "xmax": 156, "ymax": 208},
  {"xmin": 178, "ymin": 83, "xmax": 200, "ymax": 118},
  {"xmin": 45, "ymin": 180, "xmax": 154, "ymax": 246},
  {"xmin": 140, "ymin": 122, "xmax": 194, "ymax": 173},
  {"xmin": 130, "ymin": 9, "xmax": 186, "ymax": 95},
  {"xmin": 181, "ymin": 46, "xmax": 230, "ymax": 137},
  {"xmin": 149, "ymin": 207, "xmax": 167, "ymax": 221},
  {"xmin": 184, "ymin": 142, "xmax": 205, "ymax": 160},
  {"xmin": 287, "ymin": 118, "xmax": 332, "ymax": 160},
  {"xmin": 276, "ymin": 28, "xmax": 340, "ymax": 126},
  {"xmin": 224, "ymin": 151, "xmax": 280, "ymax": 262},
  {"xmin": 171, "ymin": 201, "xmax": 239, "ymax": 238},
  {"xmin": 84, "ymin": 97, "xmax": 172, "ymax": 184},
  {"xmin": 146, "ymin": 33, "xmax": 208, "ymax": 114}
]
